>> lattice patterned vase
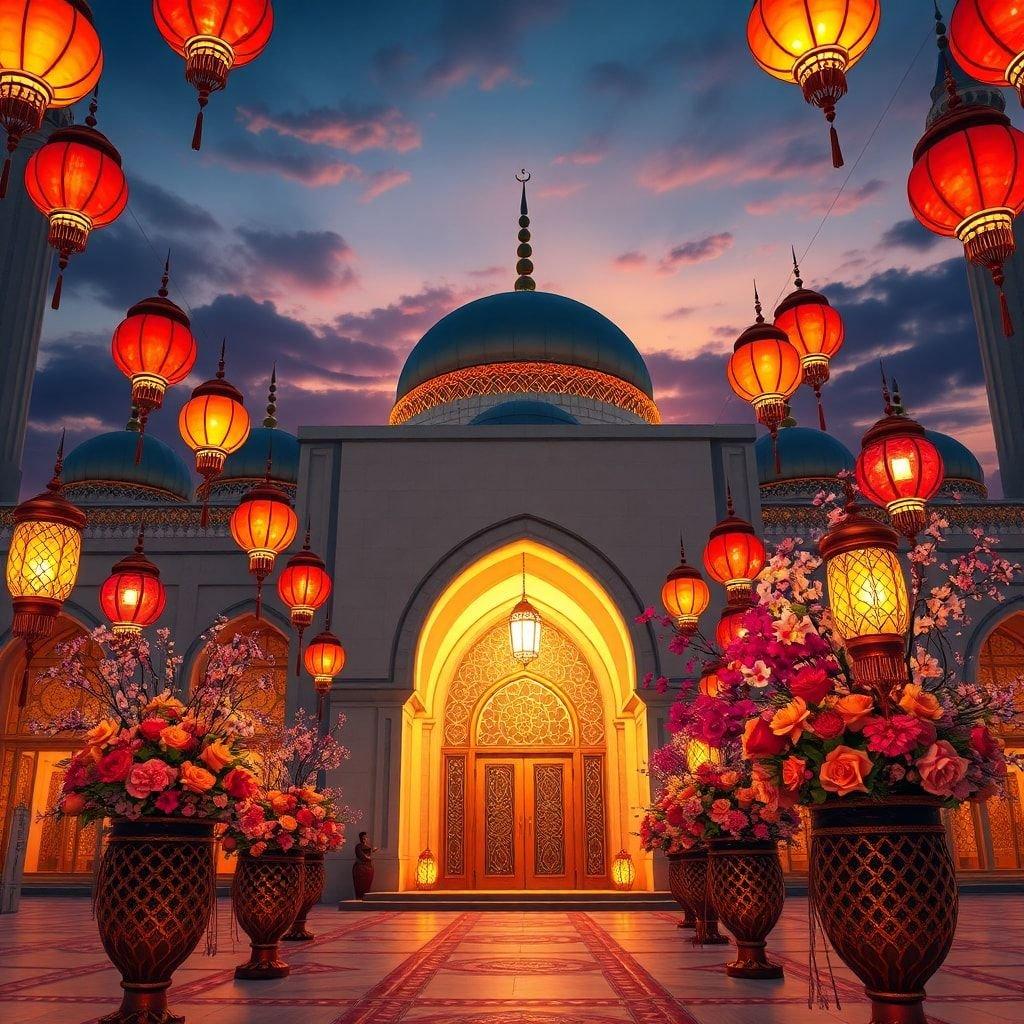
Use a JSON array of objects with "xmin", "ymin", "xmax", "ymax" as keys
[
  {"xmin": 670, "ymin": 848, "xmax": 729, "ymax": 945},
  {"xmin": 94, "ymin": 818, "xmax": 217, "ymax": 1024},
  {"xmin": 283, "ymin": 851, "xmax": 326, "ymax": 942},
  {"xmin": 231, "ymin": 851, "xmax": 306, "ymax": 979},
  {"xmin": 667, "ymin": 854, "xmax": 696, "ymax": 929},
  {"xmin": 707, "ymin": 839, "xmax": 785, "ymax": 979},
  {"xmin": 810, "ymin": 798, "xmax": 958, "ymax": 1024}
]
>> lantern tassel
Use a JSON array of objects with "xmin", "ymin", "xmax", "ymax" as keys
[
  {"xmin": 316, "ymin": 691, "xmax": 325, "ymax": 723},
  {"xmin": 18, "ymin": 640, "xmax": 35, "ymax": 708},
  {"xmin": 828, "ymin": 118, "xmax": 843, "ymax": 169},
  {"xmin": 255, "ymin": 578, "xmax": 263, "ymax": 621},
  {"xmin": 295, "ymin": 626, "xmax": 305, "ymax": 675},
  {"xmin": 134, "ymin": 414, "xmax": 148, "ymax": 466},
  {"xmin": 772, "ymin": 426, "xmax": 781, "ymax": 477},
  {"xmin": 199, "ymin": 479, "xmax": 211, "ymax": 529},
  {"xmin": 52, "ymin": 255, "xmax": 68, "ymax": 310},
  {"xmin": 993, "ymin": 266, "xmax": 1014, "ymax": 337},
  {"xmin": 814, "ymin": 384, "xmax": 827, "ymax": 431},
  {"xmin": 192, "ymin": 94, "xmax": 209, "ymax": 151}
]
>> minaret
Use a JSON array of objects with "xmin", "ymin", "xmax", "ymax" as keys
[
  {"xmin": 0, "ymin": 108, "xmax": 71, "ymax": 501},
  {"xmin": 514, "ymin": 169, "xmax": 536, "ymax": 292},
  {"xmin": 927, "ymin": 51, "xmax": 1024, "ymax": 497}
]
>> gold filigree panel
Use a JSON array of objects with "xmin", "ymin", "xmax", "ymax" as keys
[
  {"xmin": 533, "ymin": 763, "xmax": 566, "ymax": 876},
  {"xmin": 582, "ymin": 755, "xmax": 606, "ymax": 877},
  {"xmin": 477, "ymin": 679, "xmax": 573, "ymax": 747},
  {"xmin": 978, "ymin": 616, "xmax": 1024, "ymax": 725},
  {"xmin": 946, "ymin": 803, "xmax": 982, "ymax": 869},
  {"xmin": 445, "ymin": 755, "xmax": 466, "ymax": 877},
  {"xmin": 443, "ymin": 621, "xmax": 604, "ymax": 747},
  {"xmin": 483, "ymin": 764, "xmax": 516, "ymax": 876}
]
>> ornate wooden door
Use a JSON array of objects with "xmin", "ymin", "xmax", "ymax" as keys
[
  {"xmin": 524, "ymin": 756, "xmax": 574, "ymax": 889},
  {"xmin": 474, "ymin": 758, "xmax": 525, "ymax": 888}
]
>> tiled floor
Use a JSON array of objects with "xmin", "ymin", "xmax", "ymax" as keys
[{"xmin": 0, "ymin": 895, "xmax": 1022, "ymax": 1023}]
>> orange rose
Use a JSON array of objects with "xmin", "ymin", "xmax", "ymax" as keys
[
  {"xmin": 834, "ymin": 694, "xmax": 874, "ymax": 730},
  {"xmin": 86, "ymin": 719, "xmax": 119, "ymax": 747},
  {"xmin": 898, "ymin": 684, "xmax": 943, "ymax": 722},
  {"xmin": 770, "ymin": 697, "xmax": 810, "ymax": 741},
  {"xmin": 160, "ymin": 725, "xmax": 194, "ymax": 751},
  {"xmin": 270, "ymin": 792, "xmax": 298, "ymax": 815},
  {"xmin": 278, "ymin": 815, "xmax": 298, "ymax": 832},
  {"xmin": 299, "ymin": 787, "xmax": 325, "ymax": 804},
  {"xmin": 60, "ymin": 792, "xmax": 87, "ymax": 816},
  {"xmin": 819, "ymin": 745, "xmax": 873, "ymax": 797},
  {"xmin": 718, "ymin": 771, "xmax": 740, "ymax": 788},
  {"xmin": 781, "ymin": 755, "xmax": 807, "ymax": 792},
  {"xmin": 179, "ymin": 761, "xmax": 216, "ymax": 793},
  {"xmin": 199, "ymin": 740, "xmax": 232, "ymax": 772},
  {"xmin": 144, "ymin": 694, "xmax": 186, "ymax": 719}
]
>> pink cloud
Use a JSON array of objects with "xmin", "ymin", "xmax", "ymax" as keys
[
  {"xmin": 237, "ymin": 103, "xmax": 421, "ymax": 153},
  {"xmin": 208, "ymin": 139, "xmax": 362, "ymax": 188},
  {"xmin": 745, "ymin": 179, "xmax": 886, "ymax": 218},
  {"xmin": 553, "ymin": 137, "xmax": 609, "ymax": 166},
  {"xmin": 360, "ymin": 169, "xmax": 413, "ymax": 203},
  {"xmin": 659, "ymin": 232, "xmax": 734, "ymax": 271},
  {"xmin": 613, "ymin": 250, "xmax": 648, "ymax": 270},
  {"xmin": 537, "ymin": 181, "xmax": 586, "ymax": 199}
]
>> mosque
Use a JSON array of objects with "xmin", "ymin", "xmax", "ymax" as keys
[{"xmin": 0, "ymin": 57, "xmax": 1022, "ymax": 899}]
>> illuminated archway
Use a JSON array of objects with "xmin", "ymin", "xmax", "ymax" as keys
[{"xmin": 399, "ymin": 538, "xmax": 650, "ymax": 891}]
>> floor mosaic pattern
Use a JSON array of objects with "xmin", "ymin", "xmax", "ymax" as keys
[{"xmin": 0, "ymin": 895, "xmax": 1021, "ymax": 1023}]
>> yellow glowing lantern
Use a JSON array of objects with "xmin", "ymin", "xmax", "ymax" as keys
[
  {"xmin": 612, "ymin": 849, "xmax": 636, "ymax": 891},
  {"xmin": 686, "ymin": 740, "xmax": 721, "ymax": 771},
  {"xmin": 819, "ymin": 505, "xmax": 910, "ymax": 694},
  {"xmin": 416, "ymin": 848, "xmax": 438, "ymax": 889},
  {"xmin": 509, "ymin": 553, "xmax": 541, "ymax": 666},
  {"xmin": 5, "ymin": 436, "xmax": 86, "ymax": 705}
]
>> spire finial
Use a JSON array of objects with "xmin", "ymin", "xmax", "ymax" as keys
[
  {"xmin": 126, "ymin": 404, "xmax": 142, "ymax": 433},
  {"xmin": 753, "ymin": 281, "xmax": 764, "ymax": 323},
  {"xmin": 264, "ymin": 434, "xmax": 274, "ymax": 482},
  {"xmin": 781, "ymin": 401, "xmax": 797, "ymax": 429},
  {"xmin": 85, "ymin": 85, "xmax": 98, "ymax": 129},
  {"xmin": 217, "ymin": 339, "xmax": 226, "ymax": 379},
  {"xmin": 891, "ymin": 379, "xmax": 906, "ymax": 416},
  {"xmin": 679, "ymin": 534, "xmax": 687, "ymax": 563},
  {"xmin": 933, "ymin": 1, "xmax": 961, "ymax": 109},
  {"xmin": 791, "ymin": 246, "xmax": 803, "ymax": 289},
  {"xmin": 726, "ymin": 482, "xmax": 735, "ymax": 516},
  {"xmin": 264, "ymin": 364, "xmax": 278, "ymax": 428},
  {"xmin": 880, "ymin": 362, "xmax": 894, "ymax": 415},
  {"xmin": 48, "ymin": 430, "xmax": 66, "ymax": 492},
  {"xmin": 514, "ymin": 169, "xmax": 536, "ymax": 292},
  {"xmin": 159, "ymin": 252, "xmax": 170, "ymax": 298}
]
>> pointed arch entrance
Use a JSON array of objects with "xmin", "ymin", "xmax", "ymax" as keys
[{"xmin": 399, "ymin": 539, "xmax": 650, "ymax": 891}]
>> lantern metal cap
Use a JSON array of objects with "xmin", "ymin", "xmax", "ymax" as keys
[
  {"xmin": 238, "ymin": 478, "xmax": 293, "ymax": 507},
  {"xmin": 665, "ymin": 541, "xmax": 703, "ymax": 584},
  {"xmin": 48, "ymin": 123, "xmax": 123, "ymax": 166},
  {"xmin": 307, "ymin": 627, "xmax": 343, "ymax": 648},
  {"xmin": 14, "ymin": 437, "xmax": 87, "ymax": 531},
  {"xmin": 818, "ymin": 505, "xmax": 900, "ymax": 561},
  {"xmin": 283, "ymin": 546, "xmax": 327, "ymax": 573},
  {"xmin": 735, "ymin": 283, "xmax": 789, "ymax": 350},
  {"xmin": 913, "ymin": 100, "xmax": 1011, "ymax": 162},
  {"xmin": 511, "ymin": 597, "xmax": 538, "ymax": 616},
  {"xmin": 125, "ymin": 260, "xmax": 190, "ymax": 328}
]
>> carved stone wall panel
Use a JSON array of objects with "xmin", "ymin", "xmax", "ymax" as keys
[
  {"xmin": 477, "ymin": 678, "xmax": 573, "ymax": 747},
  {"xmin": 582, "ymin": 755, "xmax": 606, "ymax": 877},
  {"xmin": 444, "ymin": 755, "xmax": 466, "ymax": 877},
  {"xmin": 532, "ymin": 763, "xmax": 566, "ymax": 876}
]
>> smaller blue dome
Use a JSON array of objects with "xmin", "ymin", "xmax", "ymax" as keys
[
  {"xmin": 756, "ymin": 425, "xmax": 855, "ymax": 486},
  {"xmin": 925, "ymin": 430, "xmax": 985, "ymax": 490},
  {"xmin": 216, "ymin": 426, "xmax": 300, "ymax": 491},
  {"xmin": 63, "ymin": 430, "xmax": 192, "ymax": 503},
  {"xmin": 470, "ymin": 400, "xmax": 579, "ymax": 425}
]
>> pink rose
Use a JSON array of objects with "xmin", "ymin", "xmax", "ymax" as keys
[
  {"xmin": 916, "ymin": 741, "xmax": 969, "ymax": 798},
  {"xmin": 126, "ymin": 758, "xmax": 178, "ymax": 800},
  {"xmin": 153, "ymin": 790, "xmax": 181, "ymax": 814}
]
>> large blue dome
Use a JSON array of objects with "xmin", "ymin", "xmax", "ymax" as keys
[
  {"xmin": 470, "ymin": 400, "xmax": 579, "ymax": 425},
  {"xmin": 63, "ymin": 430, "xmax": 192, "ymax": 503},
  {"xmin": 756, "ymin": 425, "xmax": 855, "ymax": 487},
  {"xmin": 925, "ymin": 429, "xmax": 986, "ymax": 494},
  {"xmin": 213, "ymin": 426, "xmax": 300, "ymax": 495},
  {"xmin": 395, "ymin": 291, "xmax": 653, "ymax": 401}
]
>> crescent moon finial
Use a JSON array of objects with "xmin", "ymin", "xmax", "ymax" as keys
[{"xmin": 516, "ymin": 168, "xmax": 531, "ymax": 183}]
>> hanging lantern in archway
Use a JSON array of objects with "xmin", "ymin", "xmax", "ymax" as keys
[
  {"xmin": 0, "ymin": 0, "xmax": 102, "ymax": 197},
  {"xmin": 230, "ymin": 453, "xmax": 298, "ymax": 620},
  {"xmin": 99, "ymin": 529, "xmax": 167, "ymax": 637},
  {"xmin": 5, "ymin": 433, "xmax": 86, "ymax": 706},
  {"xmin": 747, "ymin": 0, "xmax": 881, "ymax": 167},
  {"xmin": 949, "ymin": 0, "xmax": 1024, "ymax": 108},
  {"xmin": 304, "ymin": 625, "xmax": 346, "ymax": 720},
  {"xmin": 703, "ymin": 491, "xmax": 767, "ymax": 605},
  {"xmin": 509, "ymin": 553, "xmax": 542, "ymax": 666},
  {"xmin": 773, "ymin": 250, "xmax": 845, "ymax": 430},
  {"xmin": 112, "ymin": 258, "xmax": 197, "ymax": 461},
  {"xmin": 661, "ymin": 541, "xmax": 710, "ymax": 635},
  {"xmin": 855, "ymin": 381, "xmax": 944, "ymax": 540},
  {"xmin": 277, "ymin": 527, "xmax": 332, "ymax": 672},
  {"xmin": 178, "ymin": 342, "xmax": 251, "ymax": 526},
  {"xmin": 152, "ymin": 0, "xmax": 275, "ymax": 150},
  {"xmin": 727, "ymin": 287, "xmax": 803, "ymax": 475},
  {"xmin": 909, "ymin": 10, "xmax": 1024, "ymax": 337},
  {"xmin": 24, "ymin": 92, "xmax": 128, "ymax": 308}
]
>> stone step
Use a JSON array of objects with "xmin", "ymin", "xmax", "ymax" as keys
[{"xmin": 340, "ymin": 890, "xmax": 680, "ymax": 911}]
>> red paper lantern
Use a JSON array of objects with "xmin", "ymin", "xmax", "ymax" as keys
[
  {"xmin": 747, "ymin": 0, "xmax": 881, "ymax": 167},
  {"xmin": 152, "ymin": 0, "xmax": 275, "ymax": 150},
  {"xmin": 716, "ymin": 602, "xmax": 751, "ymax": 650},
  {"xmin": 855, "ymin": 384, "xmax": 944, "ymax": 540},
  {"xmin": 112, "ymin": 258, "xmax": 197, "ymax": 448},
  {"xmin": 703, "ymin": 492, "xmax": 766, "ymax": 604},
  {"xmin": 661, "ymin": 541, "xmax": 710, "ymax": 634},
  {"xmin": 773, "ymin": 252, "xmax": 845, "ymax": 430},
  {"xmin": 277, "ymin": 529, "xmax": 332, "ymax": 671},
  {"xmin": 99, "ymin": 530, "xmax": 167, "ymax": 636},
  {"xmin": 304, "ymin": 626, "xmax": 345, "ymax": 720},
  {"xmin": 728, "ymin": 288, "xmax": 803, "ymax": 474},
  {"xmin": 949, "ymin": 0, "xmax": 1024, "ymax": 107},
  {"xmin": 0, "ymin": 0, "xmax": 103, "ymax": 197},
  {"xmin": 24, "ymin": 94, "xmax": 127, "ymax": 309}
]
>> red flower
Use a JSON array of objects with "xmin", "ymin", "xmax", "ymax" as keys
[
  {"xmin": 296, "ymin": 808, "xmax": 315, "ymax": 826},
  {"xmin": 789, "ymin": 666, "xmax": 833, "ymax": 705},
  {"xmin": 224, "ymin": 767, "xmax": 259, "ymax": 800},
  {"xmin": 96, "ymin": 747, "xmax": 134, "ymax": 783},
  {"xmin": 154, "ymin": 790, "xmax": 181, "ymax": 814},
  {"xmin": 809, "ymin": 710, "xmax": 845, "ymax": 740},
  {"xmin": 742, "ymin": 717, "xmax": 788, "ymax": 759},
  {"xmin": 970, "ymin": 725, "xmax": 1000, "ymax": 760},
  {"xmin": 138, "ymin": 718, "xmax": 166, "ymax": 742}
]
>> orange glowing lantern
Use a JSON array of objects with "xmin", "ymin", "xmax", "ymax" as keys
[
  {"xmin": 703, "ymin": 491, "xmax": 767, "ymax": 604},
  {"xmin": 230, "ymin": 457, "xmax": 298, "ymax": 620},
  {"xmin": 855, "ymin": 383, "xmax": 944, "ymax": 540},
  {"xmin": 747, "ymin": 0, "xmax": 881, "ymax": 167},
  {"xmin": 304, "ymin": 625, "xmax": 346, "ymax": 720},
  {"xmin": 152, "ymin": 0, "xmax": 275, "ymax": 150},
  {"xmin": 661, "ymin": 541, "xmax": 710, "ymax": 635},
  {"xmin": 4, "ymin": 434, "xmax": 86, "ymax": 705},
  {"xmin": 277, "ymin": 528, "xmax": 332, "ymax": 670},
  {"xmin": 716, "ymin": 602, "xmax": 752, "ymax": 651},
  {"xmin": 24, "ymin": 93, "xmax": 128, "ymax": 309},
  {"xmin": 0, "ymin": 0, "xmax": 102, "ymax": 197},
  {"xmin": 728, "ymin": 288, "xmax": 803, "ymax": 475},
  {"xmin": 99, "ymin": 529, "xmax": 167, "ymax": 637},
  {"xmin": 112, "ymin": 258, "xmax": 197, "ymax": 453},
  {"xmin": 949, "ymin": 0, "xmax": 1024, "ymax": 107},
  {"xmin": 698, "ymin": 665, "xmax": 723, "ymax": 697},
  {"xmin": 773, "ymin": 251, "xmax": 845, "ymax": 430},
  {"xmin": 178, "ymin": 343, "xmax": 251, "ymax": 525},
  {"xmin": 909, "ymin": 12, "xmax": 1024, "ymax": 337}
]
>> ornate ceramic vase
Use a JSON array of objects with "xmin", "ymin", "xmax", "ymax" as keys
[
  {"xmin": 671, "ymin": 847, "xmax": 729, "ymax": 945},
  {"xmin": 707, "ymin": 838, "xmax": 785, "ymax": 979},
  {"xmin": 231, "ymin": 850, "xmax": 306, "ymax": 980},
  {"xmin": 283, "ymin": 851, "xmax": 326, "ymax": 942},
  {"xmin": 94, "ymin": 817, "xmax": 217, "ymax": 1024},
  {"xmin": 810, "ymin": 798, "xmax": 958, "ymax": 1024}
]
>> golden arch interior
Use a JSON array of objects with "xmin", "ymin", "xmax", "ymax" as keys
[{"xmin": 399, "ymin": 539, "xmax": 652, "ymax": 891}]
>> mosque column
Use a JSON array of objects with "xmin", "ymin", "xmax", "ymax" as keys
[{"xmin": 0, "ymin": 109, "xmax": 71, "ymax": 502}]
